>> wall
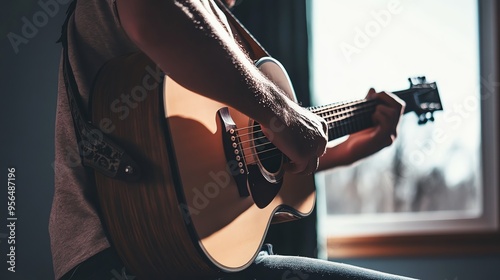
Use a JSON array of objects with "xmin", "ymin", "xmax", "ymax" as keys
[{"xmin": 1, "ymin": 0, "xmax": 69, "ymax": 279}]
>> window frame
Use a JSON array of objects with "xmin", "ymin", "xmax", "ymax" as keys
[{"xmin": 311, "ymin": 0, "xmax": 500, "ymax": 258}]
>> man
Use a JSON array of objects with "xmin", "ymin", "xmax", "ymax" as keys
[{"xmin": 51, "ymin": 0, "xmax": 411, "ymax": 279}]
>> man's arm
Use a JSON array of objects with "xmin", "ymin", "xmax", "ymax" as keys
[{"xmin": 116, "ymin": 0, "xmax": 327, "ymax": 174}]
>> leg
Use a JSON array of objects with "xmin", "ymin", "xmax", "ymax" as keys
[{"xmin": 220, "ymin": 244, "xmax": 418, "ymax": 280}]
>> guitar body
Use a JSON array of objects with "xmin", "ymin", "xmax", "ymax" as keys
[{"xmin": 91, "ymin": 52, "xmax": 315, "ymax": 279}]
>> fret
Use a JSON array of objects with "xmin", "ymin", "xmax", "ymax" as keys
[
  {"xmin": 307, "ymin": 79, "xmax": 442, "ymax": 141},
  {"xmin": 309, "ymin": 99, "xmax": 377, "ymax": 141}
]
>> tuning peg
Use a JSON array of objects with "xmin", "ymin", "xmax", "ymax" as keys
[
  {"xmin": 417, "ymin": 112, "xmax": 435, "ymax": 125},
  {"xmin": 408, "ymin": 77, "xmax": 413, "ymax": 86},
  {"xmin": 409, "ymin": 76, "xmax": 428, "ymax": 87},
  {"xmin": 418, "ymin": 114, "xmax": 428, "ymax": 125}
]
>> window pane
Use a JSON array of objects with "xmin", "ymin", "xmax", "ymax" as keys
[{"xmin": 310, "ymin": 0, "xmax": 490, "ymax": 236}]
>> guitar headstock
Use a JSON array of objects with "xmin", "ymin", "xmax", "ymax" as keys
[{"xmin": 395, "ymin": 76, "xmax": 443, "ymax": 125}]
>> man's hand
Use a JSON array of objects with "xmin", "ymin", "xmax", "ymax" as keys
[
  {"xmin": 317, "ymin": 88, "xmax": 405, "ymax": 171},
  {"xmin": 366, "ymin": 88, "xmax": 406, "ymax": 149},
  {"xmin": 260, "ymin": 98, "xmax": 328, "ymax": 175}
]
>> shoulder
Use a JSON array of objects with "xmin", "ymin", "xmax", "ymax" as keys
[{"xmin": 72, "ymin": 0, "xmax": 138, "ymax": 60}]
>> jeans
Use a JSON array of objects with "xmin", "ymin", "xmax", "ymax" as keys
[{"xmin": 60, "ymin": 245, "xmax": 417, "ymax": 280}]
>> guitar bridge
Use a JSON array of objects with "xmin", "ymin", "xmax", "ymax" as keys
[
  {"xmin": 217, "ymin": 107, "xmax": 249, "ymax": 197},
  {"xmin": 217, "ymin": 107, "xmax": 285, "ymax": 208}
]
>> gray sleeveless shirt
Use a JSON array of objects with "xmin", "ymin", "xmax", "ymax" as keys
[{"xmin": 50, "ymin": 1, "xmax": 137, "ymax": 278}]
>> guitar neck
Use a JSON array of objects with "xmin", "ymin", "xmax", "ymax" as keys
[{"xmin": 308, "ymin": 89, "xmax": 415, "ymax": 141}]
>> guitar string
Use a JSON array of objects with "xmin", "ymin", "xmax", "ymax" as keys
[
  {"xmin": 236, "ymin": 108, "xmax": 375, "ymax": 161},
  {"xmin": 239, "ymin": 107, "xmax": 376, "ymax": 148},
  {"xmin": 232, "ymin": 100, "xmax": 379, "ymax": 166},
  {"xmin": 233, "ymin": 99, "xmax": 377, "ymax": 133},
  {"xmin": 236, "ymin": 135, "xmax": 279, "ymax": 166},
  {"xmin": 236, "ymin": 107, "xmax": 375, "ymax": 156},
  {"xmin": 239, "ymin": 135, "xmax": 267, "ymax": 145},
  {"xmin": 310, "ymin": 99, "xmax": 376, "ymax": 115},
  {"xmin": 238, "ymin": 106, "xmax": 375, "ymax": 144},
  {"xmin": 309, "ymin": 101, "xmax": 363, "ymax": 115},
  {"xmin": 240, "ymin": 139, "xmax": 273, "ymax": 153},
  {"xmin": 312, "ymin": 102, "xmax": 377, "ymax": 119},
  {"xmin": 234, "ymin": 102, "xmax": 376, "ymax": 137},
  {"xmin": 243, "ymin": 148, "xmax": 280, "ymax": 166},
  {"xmin": 309, "ymin": 98, "xmax": 367, "ymax": 112},
  {"xmin": 238, "ymin": 90, "xmax": 427, "ymax": 164}
]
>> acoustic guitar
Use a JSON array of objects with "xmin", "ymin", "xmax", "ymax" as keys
[{"xmin": 90, "ymin": 52, "xmax": 442, "ymax": 279}]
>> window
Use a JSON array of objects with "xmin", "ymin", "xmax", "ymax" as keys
[{"xmin": 309, "ymin": 0, "xmax": 499, "ymax": 257}]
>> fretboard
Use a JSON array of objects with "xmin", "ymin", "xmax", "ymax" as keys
[
  {"xmin": 308, "ymin": 99, "xmax": 377, "ymax": 141},
  {"xmin": 308, "ymin": 89, "xmax": 413, "ymax": 141}
]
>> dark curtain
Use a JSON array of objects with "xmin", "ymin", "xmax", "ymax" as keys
[
  {"xmin": 232, "ymin": 0, "xmax": 318, "ymax": 258},
  {"xmin": 232, "ymin": 0, "xmax": 312, "ymax": 107}
]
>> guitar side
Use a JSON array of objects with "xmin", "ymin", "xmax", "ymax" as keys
[
  {"xmin": 91, "ymin": 52, "xmax": 213, "ymax": 279},
  {"xmin": 91, "ymin": 52, "xmax": 315, "ymax": 279}
]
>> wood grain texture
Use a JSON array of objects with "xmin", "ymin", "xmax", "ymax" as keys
[
  {"xmin": 91, "ymin": 52, "xmax": 213, "ymax": 279},
  {"xmin": 90, "ymin": 52, "xmax": 316, "ymax": 278}
]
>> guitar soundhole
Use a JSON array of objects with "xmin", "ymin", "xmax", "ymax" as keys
[{"xmin": 251, "ymin": 122, "xmax": 283, "ymax": 182}]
